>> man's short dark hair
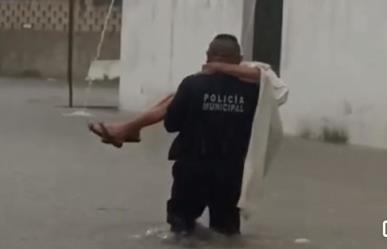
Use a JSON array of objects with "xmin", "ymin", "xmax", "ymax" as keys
[
  {"xmin": 214, "ymin": 34, "xmax": 239, "ymax": 43},
  {"xmin": 208, "ymin": 34, "xmax": 241, "ymax": 58}
]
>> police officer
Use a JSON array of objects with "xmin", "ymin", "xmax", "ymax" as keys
[{"xmin": 164, "ymin": 34, "xmax": 260, "ymax": 236}]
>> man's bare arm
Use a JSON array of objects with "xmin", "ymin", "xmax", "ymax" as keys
[
  {"xmin": 202, "ymin": 62, "xmax": 260, "ymax": 83},
  {"xmin": 203, "ymin": 62, "xmax": 289, "ymax": 105}
]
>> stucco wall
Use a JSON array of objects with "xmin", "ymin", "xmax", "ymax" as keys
[
  {"xmin": 281, "ymin": 0, "xmax": 387, "ymax": 149},
  {"xmin": 119, "ymin": 0, "xmax": 251, "ymax": 111},
  {"xmin": 0, "ymin": 0, "xmax": 121, "ymax": 79},
  {"xmin": 0, "ymin": 31, "xmax": 120, "ymax": 79}
]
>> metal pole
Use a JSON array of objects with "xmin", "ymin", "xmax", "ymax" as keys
[
  {"xmin": 253, "ymin": 0, "xmax": 283, "ymax": 75},
  {"xmin": 67, "ymin": 0, "xmax": 74, "ymax": 107}
]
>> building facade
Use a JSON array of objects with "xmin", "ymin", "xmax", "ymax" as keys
[
  {"xmin": 119, "ymin": 0, "xmax": 387, "ymax": 150},
  {"xmin": 0, "ymin": 0, "xmax": 122, "ymax": 79}
]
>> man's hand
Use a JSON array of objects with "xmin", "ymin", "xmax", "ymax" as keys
[{"xmin": 201, "ymin": 62, "xmax": 225, "ymax": 74}]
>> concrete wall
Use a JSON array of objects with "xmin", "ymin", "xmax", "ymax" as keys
[
  {"xmin": 120, "ymin": 0, "xmax": 256, "ymax": 111},
  {"xmin": 0, "ymin": 0, "xmax": 121, "ymax": 80},
  {"xmin": 119, "ymin": 0, "xmax": 387, "ymax": 149},
  {"xmin": 281, "ymin": 0, "xmax": 387, "ymax": 149},
  {"xmin": 0, "ymin": 0, "xmax": 121, "ymax": 32},
  {"xmin": 0, "ymin": 31, "xmax": 120, "ymax": 79}
]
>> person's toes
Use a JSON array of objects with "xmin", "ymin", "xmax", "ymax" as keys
[
  {"xmin": 88, "ymin": 123, "xmax": 104, "ymax": 137},
  {"xmin": 101, "ymin": 126, "xmax": 123, "ymax": 148}
]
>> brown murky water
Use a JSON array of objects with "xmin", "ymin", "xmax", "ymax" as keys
[{"xmin": 0, "ymin": 79, "xmax": 386, "ymax": 249}]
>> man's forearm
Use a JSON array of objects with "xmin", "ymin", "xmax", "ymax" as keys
[{"xmin": 216, "ymin": 63, "xmax": 261, "ymax": 83}]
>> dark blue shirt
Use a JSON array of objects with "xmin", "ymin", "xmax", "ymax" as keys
[{"xmin": 165, "ymin": 73, "xmax": 259, "ymax": 161}]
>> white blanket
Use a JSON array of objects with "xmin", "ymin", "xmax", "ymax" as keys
[{"xmin": 238, "ymin": 62, "xmax": 288, "ymax": 218}]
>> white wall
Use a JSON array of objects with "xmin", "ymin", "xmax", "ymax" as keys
[
  {"xmin": 120, "ymin": 0, "xmax": 255, "ymax": 111},
  {"xmin": 119, "ymin": 0, "xmax": 387, "ymax": 149},
  {"xmin": 281, "ymin": 0, "xmax": 387, "ymax": 149}
]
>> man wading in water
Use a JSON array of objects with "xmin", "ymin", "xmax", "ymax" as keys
[{"xmin": 163, "ymin": 34, "xmax": 259, "ymax": 236}]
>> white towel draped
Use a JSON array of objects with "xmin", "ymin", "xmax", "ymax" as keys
[{"xmin": 238, "ymin": 62, "xmax": 288, "ymax": 219}]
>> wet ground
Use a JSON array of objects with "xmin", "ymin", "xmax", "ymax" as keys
[{"xmin": 0, "ymin": 78, "xmax": 386, "ymax": 249}]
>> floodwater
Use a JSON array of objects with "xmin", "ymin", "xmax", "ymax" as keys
[{"xmin": 0, "ymin": 78, "xmax": 387, "ymax": 249}]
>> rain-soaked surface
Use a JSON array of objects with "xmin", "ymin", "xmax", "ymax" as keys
[{"xmin": 1, "ymin": 78, "xmax": 387, "ymax": 249}]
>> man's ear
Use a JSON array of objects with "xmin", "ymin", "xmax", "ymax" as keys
[{"xmin": 206, "ymin": 52, "xmax": 213, "ymax": 63}]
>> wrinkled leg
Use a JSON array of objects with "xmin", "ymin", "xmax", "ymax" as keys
[{"xmin": 89, "ymin": 94, "xmax": 174, "ymax": 146}]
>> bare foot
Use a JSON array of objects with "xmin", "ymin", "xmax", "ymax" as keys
[
  {"xmin": 88, "ymin": 122, "xmax": 141, "ymax": 148},
  {"xmin": 102, "ymin": 122, "xmax": 141, "ymax": 143}
]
